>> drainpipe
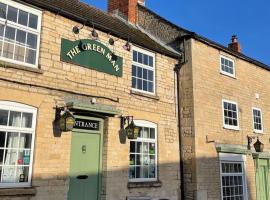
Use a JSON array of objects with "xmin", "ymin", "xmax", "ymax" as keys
[{"xmin": 174, "ymin": 38, "xmax": 186, "ymax": 200}]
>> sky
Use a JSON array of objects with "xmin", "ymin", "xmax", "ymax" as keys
[{"xmin": 84, "ymin": 0, "xmax": 270, "ymax": 65}]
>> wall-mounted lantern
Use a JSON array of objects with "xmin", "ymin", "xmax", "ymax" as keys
[
  {"xmin": 55, "ymin": 107, "xmax": 76, "ymax": 132},
  {"xmin": 254, "ymin": 138, "xmax": 264, "ymax": 152},
  {"xmin": 120, "ymin": 116, "xmax": 140, "ymax": 139}
]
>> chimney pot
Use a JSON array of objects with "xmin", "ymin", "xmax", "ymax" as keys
[{"xmin": 228, "ymin": 35, "xmax": 241, "ymax": 53}]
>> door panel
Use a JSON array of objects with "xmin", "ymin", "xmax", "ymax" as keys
[
  {"xmin": 256, "ymin": 159, "xmax": 270, "ymax": 200},
  {"xmin": 68, "ymin": 116, "xmax": 103, "ymax": 200}
]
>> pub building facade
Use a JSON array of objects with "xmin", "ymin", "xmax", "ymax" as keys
[{"xmin": 0, "ymin": 0, "xmax": 181, "ymax": 200}]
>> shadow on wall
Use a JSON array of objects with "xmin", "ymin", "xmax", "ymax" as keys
[{"xmin": 0, "ymin": 156, "xmax": 258, "ymax": 200}]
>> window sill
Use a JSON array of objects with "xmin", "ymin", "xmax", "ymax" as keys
[
  {"xmin": 130, "ymin": 90, "xmax": 160, "ymax": 100},
  {"xmin": 220, "ymin": 71, "xmax": 236, "ymax": 79},
  {"xmin": 0, "ymin": 187, "xmax": 36, "ymax": 197},
  {"xmin": 223, "ymin": 126, "xmax": 240, "ymax": 131},
  {"xmin": 127, "ymin": 181, "xmax": 162, "ymax": 188},
  {"xmin": 0, "ymin": 60, "xmax": 44, "ymax": 74}
]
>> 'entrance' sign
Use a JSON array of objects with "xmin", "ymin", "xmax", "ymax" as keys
[
  {"xmin": 61, "ymin": 38, "xmax": 123, "ymax": 77},
  {"xmin": 74, "ymin": 119, "xmax": 100, "ymax": 131}
]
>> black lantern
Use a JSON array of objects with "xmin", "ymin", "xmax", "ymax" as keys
[
  {"xmin": 121, "ymin": 116, "xmax": 140, "ymax": 139},
  {"xmin": 254, "ymin": 138, "xmax": 264, "ymax": 152}
]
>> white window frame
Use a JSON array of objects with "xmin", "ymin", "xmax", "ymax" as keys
[
  {"xmin": 222, "ymin": 99, "xmax": 239, "ymax": 130},
  {"xmin": 219, "ymin": 153, "xmax": 248, "ymax": 200},
  {"xmin": 220, "ymin": 55, "xmax": 235, "ymax": 78},
  {"xmin": 129, "ymin": 120, "xmax": 157, "ymax": 183},
  {"xmin": 0, "ymin": 0, "xmax": 42, "ymax": 68},
  {"xmin": 0, "ymin": 101, "xmax": 37, "ymax": 188},
  {"xmin": 131, "ymin": 46, "xmax": 156, "ymax": 95},
  {"xmin": 252, "ymin": 107, "xmax": 263, "ymax": 134}
]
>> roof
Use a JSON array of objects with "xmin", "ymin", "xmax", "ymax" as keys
[
  {"xmin": 18, "ymin": 0, "xmax": 180, "ymax": 59},
  {"xmin": 138, "ymin": 4, "xmax": 270, "ymax": 71}
]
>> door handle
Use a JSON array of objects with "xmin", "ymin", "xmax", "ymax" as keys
[{"xmin": 77, "ymin": 175, "xmax": 88, "ymax": 180}]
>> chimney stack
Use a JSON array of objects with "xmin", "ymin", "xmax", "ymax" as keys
[
  {"xmin": 108, "ymin": 0, "xmax": 145, "ymax": 24},
  {"xmin": 228, "ymin": 35, "xmax": 241, "ymax": 53}
]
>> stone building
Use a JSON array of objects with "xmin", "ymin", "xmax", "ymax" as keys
[
  {"xmin": 137, "ymin": 3, "xmax": 270, "ymax": 200},
  {"xmin": 0, "ymin": 0, "xmax": 182, "ymax": 199}
]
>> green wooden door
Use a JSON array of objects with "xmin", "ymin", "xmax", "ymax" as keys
[
  {"xmin": 255, "ymin": 159, "xmax": 270, "ymax": 200},
  {"xmin": 68, "ymin": 117, "xmax": 103, "ymax": 200}
]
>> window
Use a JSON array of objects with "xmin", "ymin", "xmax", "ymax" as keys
[
  {"xmin": 219, "ymin": 153, "xmax": 247, "ymax": 200},
  {"xmin": 252, "ymin": 108, "xmax": 263, "ymax": 133},
  {"xmin": 129, "ymin": 120, "xmax": 157, "ymax": 182},
  {"xmin": 132, "ymin": 47, "xmax": 155, "ymax": 94},
  {"xmin": 0, "ymin": 0, "xmax": 41, "ymax": 68},
  {"xmin": 0, "ymin": 101, "xmax": 37, "ymax": 187},
  {"xmin": 220, "ymin": 56, "xmax": 235, "ymax": 77},
  {"xmin": 222, "ymin": 100, "xmax": 239, "ymax": 130}
]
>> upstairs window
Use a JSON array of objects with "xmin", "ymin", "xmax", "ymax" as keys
[
  {"xmin": 220, "ymin": 55, "xmax": 235, "ymax": 77},
  {"xmin": 252, "ymin": 108, "xmax": 263, "ymax": 133},
  {"xmin": 222, "ymin": 100, "xmax": 239, "ymax": 130},
  {"xmin": 132, "ymin": 47, "xmax": 155, "ymax": 94},
  {"xmin": 0, "ymin": 0, "xmax": 41, "ymax": 68}
]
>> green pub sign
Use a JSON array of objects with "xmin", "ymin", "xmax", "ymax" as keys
[{"xmin": 61, "ymin": 38, "xmax": 123, "ymax": 77}]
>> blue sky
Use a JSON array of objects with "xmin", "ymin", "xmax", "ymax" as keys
[{"xmin": 84, "ymin": 0, "xmax": 270, "ymax": 65}]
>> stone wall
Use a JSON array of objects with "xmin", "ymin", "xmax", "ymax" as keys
[{"xmin": 191, "ymin": 38, "xmax": 270, "ymax": 200}]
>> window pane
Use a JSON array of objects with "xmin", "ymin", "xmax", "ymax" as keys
[
  {"xmin": 149, "ymin": 164, "xmax": 155, "ymax": 178},
  {"xmin": 5, "ymin": 132, "xmax": 19, "ymax": 148},
  {"xmin": 129, "ymin": 166, "xmax": 135, "ymax": 178},
  {"xmin": 143, "ymin": 68, "xmax": 147, "ymax": 79},
  {"xmin": 0, "ymin": 3, "xmax": 7, "ymax": 19},
  {"xmin": 14, "ymin": 45, "xmax": 25, "ymax": 62},
  {"xmin": 18, "ymin": 10, "xmax": 28, "ymax": 26},
  {"xmin": 130, "ymin": 141, "xmax": 135, "ymax": 153},
  {"xmin": 132, "ymin": 65, "xmax": 136, "ymax": 77},
  {"xmin": 0, "ymin": 132, "xmax": 5, "ymax": 147},
  {"xmin": 137, "ymin": 67, "xmax": 142, "ymax": 78},
  {"xmin": 16, "ymin": 30, "xmax": 26, "ymax": 44},
  {"xmin": 148, "ymin": 70, "xmax": 153, "ymax": 81},
  {"xmin": 143, "ymin": 80, "xmax": 147, "ymax": 91},
  {"xmin": 29, "ymin": 14, "xmax": 38, "ymax": 29},
  {"xmin": 19, "ymin": 133, "xmax": 32, "ymax": 148},
  {"xmin": 0, "ymin": 149, "xmax": 3, "ymax": 165},
  {"xmin": 129, "ymin": 154, "xmax": 135, "ymax": 166},
  {"xmin": 136, "ymin": 142, "xmax": 142, "ymax": 153},
  {"xmin": 27, "ymin": 33, "xmax": 37, "ymax": 49},
  {"xmin": 5, "ymin": 26, "xmax": 16, "ymax": 41},
  {"xmin": 0, "ymin": 109, "xmax": 8, "ymax": 125},
  {"xmin": 150, "ymin": 128, "xmax": 155, "ymax": 139},
  {"xmin": 137, "ymin": 79, "xmax": 142, "ymax": 90},
  {"xmin": 132, "ymin": 77, "xmax": 136, "ymax": 89},
  {"xmin": 9, "ymin": 111, "xmax": 21, "ymax": 127},
  {"xmin": 133, "ymin": 51, "xmax": 137, "ymax": 62},
  {"xmin": 16, "ymin": 166, "xmax": 29, "ymax": 183},
  {"xmin": 4, "ymin": 149, "xmax": 17, "ymax": 165},
  {"xmin": 135, "ymin": 166, "xmax": 141, "ymax": 178},
  {"xmin": 7, "ymin": 6, "xmax": 18, "ymax": 23},
  {"xmin": 136, "ymin": 154, "xmax": 141, "ymax": 165},
  {"xmin": 143, "ymin": 54, "xmax": 148, "ymax": 65},
  {"xmin": 22, "ymin": 113, "xmax": 33, "ymax": 128},
  {"xmin": 148, "ymin": 82, "xmax": 153, "ymax": 93},
  {"xmin": 149, "ymin": 56, "xmax": 153, "ymax": 67},
  {"xmin": 3, "ymin": 42, "xmax": 14, "ymax": 59},
  {"xmin": 25, "ymin": 48, "xmax": 36, "ymax": 64},
  {"xmin": 0, "ymin": 24, "xmax": 4, "ymax": 39},
  {"xmin": 138, "ymin": 52, "xmax": 142, "ymax": 63},
  {"xmin": 149, "ymin": 143, "xmax": 155, "ymax": 154},
  {"xmin": 2, "ymin": 166, "xmax": 15, "ymax": 183}
]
